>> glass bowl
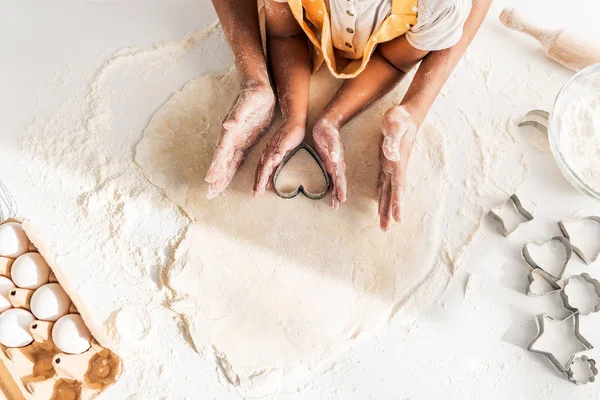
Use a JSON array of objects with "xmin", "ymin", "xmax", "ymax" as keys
[{"xmin": 548, "ymin": 63, "xmax": 600, "ymax": 202}]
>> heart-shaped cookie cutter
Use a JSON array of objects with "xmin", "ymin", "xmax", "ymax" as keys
[
  {"xmin": 526, "ymin": 268, "xmax": 561, "ymax": 297},
  {"xmin": 272, "ymin": 142, "xmax": 330, "ymax": 200},
  {"xmin": 558, "ymin": 217, "xmax": 600, "ymax": 265},
  {"xmin": 488, "ymin": 194, "xmax": 534, "ymax": 237},
  {"xmin": 522, "ymin": 236, "xmax": 572, "ymax": 281}
]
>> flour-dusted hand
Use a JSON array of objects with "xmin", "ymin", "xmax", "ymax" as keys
[
  {"xmin": 381, "ymin": 105, "xmax": 418, "ymax": 162},
  {"xmin": 253, "ymin": 122, "xmax": 305, "ymax": 196},
  {"xmin": 205, "ymin": 84, "xmax": 276, "ymax": 198},
  {"xmin": 313, "ymin": 119, "xmax": 347, "ymax": 210},
  {"xmin": 378, "ymin": 105, "xmax": 421, "ymax": 231}
]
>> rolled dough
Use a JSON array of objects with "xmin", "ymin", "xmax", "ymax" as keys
[{"xmin": 135, "ymin": 68, "xmax": 450, "ymax": 396}]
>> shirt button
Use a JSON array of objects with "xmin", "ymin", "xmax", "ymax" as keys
[
  {"xmin": 346, "ymin": 28, "xmax": 354, "ymax": 34},
  {"xmin": 346, "ymin": 10, "xmax": 354, "ymax": 16},
  {"xmin": 345, "ymin": 42, "xmax": 353, "ymax": 48}
]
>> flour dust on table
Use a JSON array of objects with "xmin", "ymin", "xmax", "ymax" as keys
[
  {"xmin": 11, "ymin": 12, "xmax": 530, "ymax": 397},
  {"xmin": 136, "ymin": 68, "xmax": 451, "ymax": 396}
]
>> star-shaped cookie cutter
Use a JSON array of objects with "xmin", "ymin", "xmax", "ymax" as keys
[
  {"xmin": 528, "ymin": 313, "xmax": 593, "ymax": 373},
  {"xmin": 488, "ymin": 194, "xmax": 534, "ymax": 237}
]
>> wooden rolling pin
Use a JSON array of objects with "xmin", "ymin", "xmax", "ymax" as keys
[{"xmin": 499, "ymin": 7, "xmax": 600, "ymax": 71}]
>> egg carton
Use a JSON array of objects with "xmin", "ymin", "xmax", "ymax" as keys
[{"xmin": 0, "ymin": 218, "xmax": 122, "ymax": 400}]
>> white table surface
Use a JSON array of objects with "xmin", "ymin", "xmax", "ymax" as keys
[{"xmin": 2, "ymin": 1, "xmax": 600, "ymax": 399}]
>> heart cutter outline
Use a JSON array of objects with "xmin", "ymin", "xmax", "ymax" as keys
[
  {"xmin": 488, "ymin": 194, "xmax": 534, "ymax": 237},
  {"xmin": 522, "ymin": 236, "xmax": 572, "ymax": 281},
  {"xmin": 560, "ymin": 273, "xmax": 600, "ymax": 316},
  {"xmin": 558, "ymin": 217, "xmax": 600, "ymax": 265},
  {"xmin": 528, "ymin": 313, "xmax": 593, "ymax": 374},
  {"xmin": 567, "ymin": 355, "xmax": 598, "ymax": 385},
  {"xmin": 272, "ymin": 142, "xmax": 330, "ymax": 200},
  {"xmin": 526, "ymin": 268, "xmax": 561, "ymax": 297}
]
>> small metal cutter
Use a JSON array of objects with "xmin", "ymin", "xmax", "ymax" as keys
[
  {"xmin": 558, "ymin": 217, "xmax": 600, "ymax": 265},
  {"xmin": 272, "ymin": 142, "xmax": 330, "ymax": 200},
  {"xmin": 488, "ymin": 194, "xmax": 534, "ymax": 237},
  {"xmin": 526, "ymin": 268, "xmax": 561, "ymax": 297},
  {"xmin": 567, "ymin": 355, "xmax": 598, "ymax": 385},
  {"xmin": 518, "ymin": 109, "xmax": 549, "ymax": 135},
  {"xmin": 528, "ymin": 313, "xmax": 593, "ymax": 374},
  {"xmin": 522, "ymin": 236, "xmax": 572, "ymax": 281},
  {"xmin": 561, "ymin": 273, "xmax": 600, "ymax": 316}
]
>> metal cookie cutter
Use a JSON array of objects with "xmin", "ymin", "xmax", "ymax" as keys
[
  {"xmin": 522, "ymin": 236, "xmax": 572, "ymax": 281},
  {"xmin": 519, "ymin": 110, "xmax": 549, "ymax": 135},
  {"xmin": 558, "ymin": 217, "xmax": 600, "ymax": 264},
  {"xmin": 567, "ymin": 356, "xmax": 598, "ymax": 385},
  {"xmin": 528, "ymin": 313, "xmax": 593, "ymax": 374},
  {"xmin": 488, "ymin": 194, "xmax": 534, "ymax": 237},
  {"xmin": 526, "ymin": 268, "xmax": 561, "ymax": 297},
  {"xmin": 561, "ymin": 273, "xmax": 600, "ymax": 316},
  {"xmin": 272, "ymin": 142, "xmax": 330, "ymax": 200},
  {"xmin": 0, "ymin": 180, "xmax": 17, "ymax": 223}
]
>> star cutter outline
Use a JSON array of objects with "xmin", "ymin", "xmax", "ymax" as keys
[{"xmin": 528, "ymin": 313, "xmax": 594, "ymax": 373}]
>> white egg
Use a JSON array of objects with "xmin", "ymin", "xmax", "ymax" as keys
[
  {"xmin": 0, "ymin": 308, "xmax": 35, "ymax": 347},
  {"xmin": 0, "ymin": 277, "xmax": 15, "ymax": 313},
  {"xmin": 0, "ymin": 223, "xmax": 30, "ymax": 258},
  {"xmin": 11, "ymin": 253, "xmax": 50, "ymax": 289},
  {"xmin": 30, "ymin": 283, "xmax": 71, "ymax": 322},
  {"xmin": 52, "ymin": 314, "xmax": 92, "ymax": 354}
]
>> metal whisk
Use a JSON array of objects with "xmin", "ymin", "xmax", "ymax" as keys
[{"xmin": 0, "ymin": 180, "xmax": 17, "ymax": 222}]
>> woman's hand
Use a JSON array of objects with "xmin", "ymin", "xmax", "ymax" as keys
[
  {"xmin": 313, "ymin": 119, "xmax": 347, "ymax": 210},
  {"xmin": 253, "ymin": 120, "xmax": 305, "ymax": 196},
  {"xmin": 378, "ymin": 105, "xmax": 422, "ymax": 231},
  {"xmin": 205, "ymin": 83, "xmax": 276, "ymax": 198}
]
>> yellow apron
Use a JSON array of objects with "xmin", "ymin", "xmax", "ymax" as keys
[{"xmin": 286, "ymin": 0, "xmax": 418, "ymax": 78}]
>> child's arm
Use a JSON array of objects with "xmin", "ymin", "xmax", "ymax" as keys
[
  {"xmin": 378, "ymin": 0, "xmax": 493, "ymax": 230},
  {"xmin": 205, "ymin": 0, "xmax": 276, "ymax": 198},
  {"xmin": 254, "ymin": 0, "xmax": 311, "ymax": 196}
]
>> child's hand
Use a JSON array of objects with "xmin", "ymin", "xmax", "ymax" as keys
[
  {"xmin": 253, "ymin": 121, "xmax": 305, "ymax": 196},
  {"xmin": 313, "ymin": 119, "xmax": 347, "ymax": 210},
  {"xmin": 205, "ymin": 84, "xmax": 276, "ymax": 198},
  {"xmin": 378, "ymin": 105, "xmax": 421, "ymax": 231}
]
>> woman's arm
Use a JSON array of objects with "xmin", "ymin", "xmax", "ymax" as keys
[
  {"xmin": 205, "ymin": 0, "xmax": 276, "ymax": 198},
  {"xmin": 211, "ymin": 0, "xmax": 269, "ymax": 88},
  {"xmin": 254, "ymin": 0, "xmax": 312, "ymax": 196},
  {"xmin": 378, "ymin": 0, "xmax": 493, "ymax": 230},
  {"xmin": 400, "ymin": 0, "xmax": 493, "ymax": 126}
]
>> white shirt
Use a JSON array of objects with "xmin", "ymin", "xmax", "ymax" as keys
[{"xmin": 326, "ymin": 0, "xmax": 472, "ymax": 59}]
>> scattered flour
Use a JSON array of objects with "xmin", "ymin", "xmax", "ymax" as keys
[
  {"xmin": 558, "ymin": 93, "xmax": 600, "ymax": 193},
  {"xmin": 15, "ymin": 23, "xmax": 227, "ymax": 399},
  {"xmin": 136, "ymin": 68, "xmax": 451, "ymax": 396},
  {"xmin": 7, "ymin": 16, "xmax": 529, "ymax": 400}
]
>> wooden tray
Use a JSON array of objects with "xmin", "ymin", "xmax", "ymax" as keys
[{"xmin": 0, "ymin": 219, "xmax": 121, "ymax": 400}]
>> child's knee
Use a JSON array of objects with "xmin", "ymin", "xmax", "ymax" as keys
[
  {"xmin": 265, "ymin": 0, "xmax": 302, "ymax": 38},
  {"xmin": 377, "ymin": 36, "xmax": 429, "ymax": 74}
]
